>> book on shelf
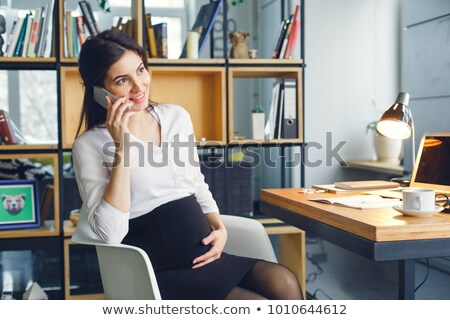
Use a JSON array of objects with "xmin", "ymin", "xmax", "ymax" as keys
[
  {"xmin": 179, "ymin": 0, "xmax": 222, "ymax": 58},
  {"xmin": 6, "ymin": 17, "xmax": 24, "ymax": 57},
  {"xmin": 27, "ymin": 7, "xmax": 43, "ymax": 57},
  {"xmin": 75, "ymin": 16, "xmax": 87, "ymax": 45},
  {"xmin": 125, "ymin": 19, "xmax": 134, "ymax": 38},
  {"xmin": 72, "ymin": 16, "xmax": 80, "ymax": 57},
  {"xmin": 13, "ymin": 13, "xmax": 30, "ymax": 57},
  {"xmin": 144, "ymin": 14, "xmax": 157, "ymax": 58},
  {"xmin": 0, "ymin": 110, "xmax": 26, "ymax": 145},
  {"xmin": 65, "ymin": 11, "xmax": 73, "ymax": 58},
  {"xmin": 78, "ymin": 0, "xmax": 99, "ymax": 36},
  {"xmin": 309, "ymin": 195, "xmax": 401, "ymax": 210},
  {"xmin": 271, "ymin": 19, "xmax": 289, "ymax": 59},
  {"xmin": 278, "ymin": 14, "xmax": 294, "ymax": 59},
  {"xmin": 112, "ymin": 16, "xmax": 124, "ymax": 31},
  {"xmin": 4, "ymin": 17, "xmax": 18, "ymax": 56},
  {"xmin": 37, "ymin": 0, "xmax": 54, "ymax": 58},
  {"xmin": 42, "ymin": 0, "xmax": 56, "ymax": 58},
  {"xmin": 264, "ymin": 79, "xmax": 298, "ymax": 139},
  {"xmin": 154, "ymin": 22, "xmax": 168, "ymax": 58},
  {"xmin": 264, "ymin": 80, "xmax": 281, "ymax": 140},
  {"xmin": 284, "ymin": 5, "xmax": 300, "ymax": 59},
  {"xmin": 274, "ymin": 81, "xmax": 285, "ymax": 139},
  {"xmin": 21, "ymin": 15, "xmax": 34, "ymax": 57}
]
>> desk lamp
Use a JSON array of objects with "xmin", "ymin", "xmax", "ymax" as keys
[{"xmin": 376, "ymin": 92, "xmax": 415, "ymax": 174}]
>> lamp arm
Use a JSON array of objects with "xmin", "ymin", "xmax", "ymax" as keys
[{"xmin": 410, "ymin": 119, "xmax": 416, "ymax": 170}]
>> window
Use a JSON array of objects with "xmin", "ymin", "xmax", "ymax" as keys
[{"xmin": 0, "ymin": 70, "xmax": 57, "ymax": 144}]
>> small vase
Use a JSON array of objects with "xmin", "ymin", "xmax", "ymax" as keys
[
  {"xmin": 252, "ymin": 113, "xmax": 265, "ymax": 140},
  {"xmin": 373, "ymin": 134, "xmax": 403, "ymax": 164}
]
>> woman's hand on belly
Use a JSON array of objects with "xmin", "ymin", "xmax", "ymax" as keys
[{"xmin": 191, "ymin": 226, "xmax": 227, "ymax": 269}]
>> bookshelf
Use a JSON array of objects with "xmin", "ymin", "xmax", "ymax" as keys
[{"xmin": 0, "ymin": 0, "xmax": 305, "ymax": 299}]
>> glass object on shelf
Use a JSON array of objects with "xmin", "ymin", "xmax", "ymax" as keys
[{"xmin": 0, "ymin": 70, "xmax": 57, "ymax": 145}]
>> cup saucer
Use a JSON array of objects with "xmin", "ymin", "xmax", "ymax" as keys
[{"xmin": 393, "ymin": 205, "xmax": 444, "ymax": 217}]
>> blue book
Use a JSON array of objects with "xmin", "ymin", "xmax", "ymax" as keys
[
  {"xmin": 14, "ymin": 14, "xmax": 30, "ymax": 56},
  {"xmin": 179, "ymin": 0, "xmax": 222, "ymax": 58}
]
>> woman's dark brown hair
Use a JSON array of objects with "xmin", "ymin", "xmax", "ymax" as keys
[{"xmin": 75, "ymin": 29, "xmax": 149, "ymax": 137}]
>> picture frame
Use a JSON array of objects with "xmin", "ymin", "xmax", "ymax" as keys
[
  {"xmin": 179, "ymin": 0, "xmax": 223, "ymax": 58},
  {"xmin": 0, "ymin": 179, "xmax": 40, "ymax": 230}
]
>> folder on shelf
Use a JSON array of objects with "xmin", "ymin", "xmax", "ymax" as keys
[{"xmin": 281, "ymin": 79, "xmax": 297, "ymax": 138}]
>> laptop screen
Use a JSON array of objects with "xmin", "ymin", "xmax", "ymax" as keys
[{"xmin": 411, "ymin": 133, "xmax": 450, "ymax": 192}]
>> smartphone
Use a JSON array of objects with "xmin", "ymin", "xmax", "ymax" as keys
[{"xmin": 93, "ymin": 86, "xmax": 118, "ymax": 109}]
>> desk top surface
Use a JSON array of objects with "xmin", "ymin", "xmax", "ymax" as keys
[{"xmin": 260, "ymin": 188, "xmax": 450, "ymax": 242}]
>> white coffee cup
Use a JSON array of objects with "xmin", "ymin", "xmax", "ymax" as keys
[{"xmin": 402, "ymin": 188, "xmax": 436, "ymax": 211}]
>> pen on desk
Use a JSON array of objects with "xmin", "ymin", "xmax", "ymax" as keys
[{"xmin": 298, "ymin": 189, "xmax": 326, "ymax": 194}]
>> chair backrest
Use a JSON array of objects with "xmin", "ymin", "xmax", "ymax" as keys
[
  {"xmin": 95, "ymin": 243, "xmax": 162, "ymax": 300},
  {"xmin": 79, "ymin": 215, "xmax": 275, "ymax": 300},
  {"xmin": 221, "ymin": 215, "xmax": 277, "ymax": 263}
]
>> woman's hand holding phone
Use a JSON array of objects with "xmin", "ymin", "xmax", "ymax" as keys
[{"xmin": 104, "ymin": 95, "xmax": 138, "ymax": 150}]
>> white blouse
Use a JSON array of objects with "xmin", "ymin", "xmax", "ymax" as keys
[{"xmin": 71, "ymin": 104, "xmax": 219, "ymax": 244}]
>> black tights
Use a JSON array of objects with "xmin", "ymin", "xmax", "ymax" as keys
[{"xmin": 226, "ymin": 261, "xmax": 304, "ymax": 300}]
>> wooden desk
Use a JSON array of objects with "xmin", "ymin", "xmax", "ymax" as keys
[{"xmin": 260, "ymin": 188, "xmax": 450, "ymax": 299}]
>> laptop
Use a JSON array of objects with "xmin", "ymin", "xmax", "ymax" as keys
[{"xmin": 366, "ymin": 132, "xmax": 450, "ymax": 199}]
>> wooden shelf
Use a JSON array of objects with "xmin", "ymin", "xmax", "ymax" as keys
[
  {"xmin": 0, "ymin": 57, "xmax": 57, "ymax": 63},
  {"xmin": 228, "ymin": 67, "xmax": 304, "ymax": 143},
  {"xmin": 228, "ymin": 139, "xmax": 303, "ymax": 145},
  {"xmin": 148, "ymin": 58, "xmax": 225, "ymax": 65},
  {"xmin": 0, "ymin": 153, "xmax": 60, "ymax": 237},
  {"xmin": 344, "ymin": 159, "xmax": 405, "ymax": 176},
  {"xmin": 0, "ymin": 220, "xmax": 57, "ymax": 238},
  {"xmin": 60, "ymin": 66, "xmax": 84, "ymax": 149},
  {"xmin": 150, "ymin": 66, "xmax": 226, "ymax": 143},
  {"xmin": 0, "ymin": 144, "xmax": 58, "ymax": 151},
  {"xmin": 63, "ymin": 220, "xmax": 77, "ymax": 237},
  {"xmin": 228, "ymin": 58, "xmax": 303, "ymax": 65}
]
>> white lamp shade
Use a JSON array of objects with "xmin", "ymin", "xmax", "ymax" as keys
[{"xmin": 376, "ymin": 120, "xmax": 411, "ymax": 139}]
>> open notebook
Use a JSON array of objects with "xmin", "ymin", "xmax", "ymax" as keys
[
  {"xmin": 367, "ymin": 132, "xmax": 450, "ymax": 199},
  {"xmin": 309, "ymin": 195, "xmax": 401, "ymax": 209}
]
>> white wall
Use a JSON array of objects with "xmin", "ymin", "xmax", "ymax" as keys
[{"xmin": 303, "ymin": 0, "xmax": 401, "ymax": 186}]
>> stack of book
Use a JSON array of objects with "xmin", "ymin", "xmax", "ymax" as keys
[
  {"xmin": 4, "ymin": 0, "xmax": 55, "ymax": 58},
  {"xmin": 264, "ymin": 79, "xmax": 298, "ymax": 139},
  {"xmin": 271, "ymin": 4, "xmax": 301, "ymax": 59},
  {"xmin": 144, "ymin": 13, "xmax": 168, "ymax": 58},
  {"xmin": 112, "ymin": 17, "xmax": 135, "ymax": 38},
  {"xmin": 64, "ymin": 1, "xmax": 99, "ymax": 58}
]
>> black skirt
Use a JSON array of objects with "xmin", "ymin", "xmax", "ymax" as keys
[{"xmin": 122, "ymin": 195, "xmax": 259, "ymax": 299}]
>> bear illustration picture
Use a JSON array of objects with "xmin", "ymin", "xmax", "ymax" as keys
[
  {"xmin": 2, "ymin": 193, "xmax": 26, "ymax": 215},
  {"xmin": 0, "ymin": 180, "xmax": 40, "ymax": 230}
]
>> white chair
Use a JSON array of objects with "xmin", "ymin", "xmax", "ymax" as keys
[{"xmin": 80, "ymin": 215, "xmax": 277, "ymax": 300}]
